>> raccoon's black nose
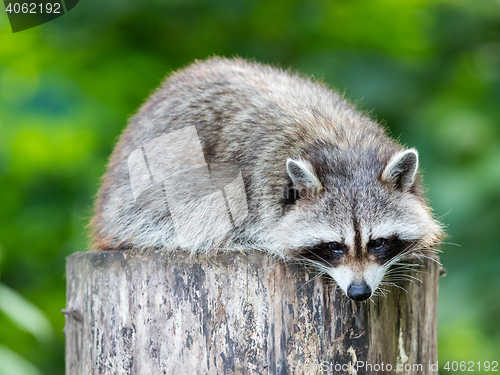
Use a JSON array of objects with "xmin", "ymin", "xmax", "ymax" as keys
[{"xmin": 347, "ymin": 282, "xmax": 372, "ymax": 301}]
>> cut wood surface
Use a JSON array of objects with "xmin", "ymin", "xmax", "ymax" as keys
[{"xmin": 64, "ymin": 250, "xmax": 440, "ymax": 374}]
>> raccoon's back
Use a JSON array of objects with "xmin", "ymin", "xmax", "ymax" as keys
[{"xmin": 90, "ymin": 57, "xmax": 386, "ymax": 251}]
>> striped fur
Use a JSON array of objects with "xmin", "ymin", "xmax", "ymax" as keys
[{"xmin": 91, "ymin": 57, "xmax": 443, "ymax": 300}]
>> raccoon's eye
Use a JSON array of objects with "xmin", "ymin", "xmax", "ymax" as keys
[
  {"xmin": 328, "ymin": 242, "xmax": 344, "ymax": 254},
  {"xmin": 369, "ymin": 238, "xmax": 386, "ymax": 250}
]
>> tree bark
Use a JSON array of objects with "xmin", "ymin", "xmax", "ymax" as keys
[{"xmin": 64, "ymin": 250, "xmax": 440, "ymax": 374}]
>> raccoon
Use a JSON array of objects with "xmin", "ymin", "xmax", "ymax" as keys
[{"xmin": 91, "ymin": 57, "xmax": 443, "ymax": 301}]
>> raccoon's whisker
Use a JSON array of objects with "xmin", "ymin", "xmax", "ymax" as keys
[
  {"xmin": 388, "ymin": 264, "xmax": 423, "ymax": 271},
  {"xmin": 415, "ymin": 253, "xmax": 443, "ymax": 267},
  {"xmin": 385, "ymin": 275, "xmax": 417, "ymax": 282},
  {"xmin": 391, "ymin": 261, "xmax": 423, "ymax": 267},
  {"xmin": 381, "ymin": 283, "xmax": 407, "ymax": 295},
  {"xmin": 414, "ymin": 254, "xmax": 437, "ymax": 264},
  {"xmin": 381, "ymin": 241, "xmax": 429, "ymax": 272},
  {"xmin": 376, "ymin": 287, "xmax": 390, "ymax": 297},
  {"xmin": 384, "ymin": 269, "xmax": 423, "ymax": 281},
  {"xmin": 384, "ymin": 272, "xmax": 425, "ymax": 280},
  {"xmin": 381, "ymin": 281, "xmax": 410, "ymax": 294},
  {"xmin": 386, "ymin": 273, "xmax": 423, "ymax": 283},
  {"xmin": 383, "ymin": 246, "xmax": 419, "ymax": 269},
  {"xmin": 437, "ymin": 207, "xmax": 453, "ymax": 221},
  {"xmin": 368, "ymin": 295, "xmax": 379, "ymax": 305},
  {"xmin": 382, "ymin": 257, "xmax": 410, "ymax": 272},
  {"xmin": 419, "ymin": 247, "xmax": 443, "ymax": 254},
  {"xmin": 371, "ymin": 287, "xmax": 390, "ymax": 302},
  {"xmin": 300, "ymin": 249, "xmax": 332, "ymax": 268},
  {"xmin": 384, "ymin": 271, "xmax": 414, "ymax": 278},
  {"xmin": 423, "ymin": 245, "xmax": 444, "ymax": 250},
  {"xmin": 439, "ymin": 242, "xmax": 460, "ymax": 247},
  {"xmin": 388, "ymin": 269, "xmax": 425, "ymax": 276},
  {"xmin": 294, "ymin": 255, "xmax": 334, "ymax": 275},
  {"xmin": 386, "ymin": 269, "xmax": 425, "ymax": 278},
  {"xmin": 386, "ymin": 269, "xmax": 418, "ymax": 276},
  {"xmin": 384, "ymin": 278, "xmax": 422, "ymax": 288},
  {"xmin": 295, "ymin": 271, "xmax": 325, "ymax": 295},
  {"xmin": 386, "ymin": 265, "xmax": 425, "ymax": 274},
  {"xmin": 298, "ymin": 261, "xmax": 331, "ymax": 276}
]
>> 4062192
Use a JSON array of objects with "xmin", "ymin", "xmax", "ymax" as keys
[
  {"xmin": 5, "ymin": 2, "xmax": 61, "ymax": 14},
  {"xmin": 443, "ymin": 361, "xmax": 498, "ymax": 372}
]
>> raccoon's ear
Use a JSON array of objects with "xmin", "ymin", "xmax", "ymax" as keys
[
  {"xmin": 286, "ymin": 158, "xmax": 322, "ymax": 190},
  {"xmin": 381, "ymin": 149, "xmax": 419, "ymax": 190}
]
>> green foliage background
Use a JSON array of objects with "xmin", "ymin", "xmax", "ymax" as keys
[{"xmin": 0, "ymin": 0, "xmax": 499, "ymax": 373}]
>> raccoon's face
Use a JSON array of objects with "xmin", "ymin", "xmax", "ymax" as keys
[{"xmin": 269, "ymin": 148, "xmax": 442, "ymax": 301}]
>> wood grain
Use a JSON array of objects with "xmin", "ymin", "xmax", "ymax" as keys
[{"xmin": 64, "ymin": 250, "xmax": 440, "ymax": 374}]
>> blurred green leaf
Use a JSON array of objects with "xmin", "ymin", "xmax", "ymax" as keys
[
  {"xmin": 0, "ymin": 283, "xmax": 54, "ymax": 344},
  {"xmin": 0, "ymin": 344, "xmax": 43, "ymax": 375}
]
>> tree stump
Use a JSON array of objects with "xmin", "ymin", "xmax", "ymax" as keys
[{"xmin": 64, "ymin": 250, "xmax": 440, "ymax": 374}]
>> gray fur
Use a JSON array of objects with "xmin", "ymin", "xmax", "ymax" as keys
[{"xmin": 91, "ymin": 57, "xmax": 443, "ymax": 299}]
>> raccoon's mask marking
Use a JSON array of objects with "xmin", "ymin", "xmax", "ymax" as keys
[
  {"xmin": 285, "ymin": 149, "xmax": 430, "ymax": 302},
  {"xmin": 302, "ymin": 237, "xmax": 414, "ymax": 301}
]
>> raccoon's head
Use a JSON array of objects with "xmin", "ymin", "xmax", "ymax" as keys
[{"xmin": 269, "ymin": 148, "xmax": 443, "ymax": 301}]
